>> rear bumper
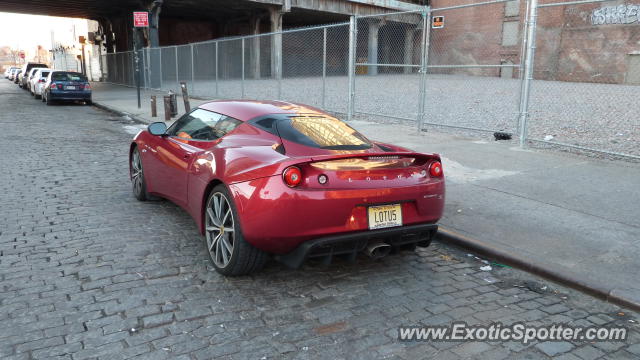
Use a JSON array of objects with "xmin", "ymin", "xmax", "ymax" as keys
[
  {"xmin": 275, "ymin": 223, "xmax": 438, "ymax": 268},
  {"xmin": 49, "ymin": 92, "xmax": 91, "ymax": 101},
  {"xmin": 229, "ymin": 174, "xmax": 444, "ymax": 254}
]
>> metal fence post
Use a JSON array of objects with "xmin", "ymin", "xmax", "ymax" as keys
[
  {"xmin": 159, "ymin": 48, "xmax": 163, "ymax": 90},
  {"xmin": 120, "ymin": 53, "xmax": 125, "ymax": 85},
  {"xmin": 241, "ymin": 38, "xmax": 246, "ymax": 99},
  {"xmin": 215, "ymin": 41, "xmax": 219, "ymax": 98},
  {"xmin": 190, "ymin": 43, "xmax": 195, "ymax": 94},
  {"xmin": 518, "ymin": 0, "xmax": 539, "ymax": 147},
  {"xmin": 322, "ymin": 27, "xmax": 327, "ymax": 109},
  {"xmin": 276, "ymin": 33, "xmax": 282, "ymax": 100},
  {"xmin": 347, "ymin": 16, "xmax": 357, "ymax": 121},
  {"xmin": 417, "ymin": 7, "xmax": 432, "ymax": 131},
  {"xmin": 175, "ymin": 46, "xmax": 179, "ymax": 91}
]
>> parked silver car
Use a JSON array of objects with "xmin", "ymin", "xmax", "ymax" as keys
[
  {"xmin": 25, "ymin": 67, "xmax": 47, "ymax": 93},
  {"xmin": 4, "ymin": 67, "xmax": 18, "ymax": 79},
  {"xmin": 29, "ymin": 69, "xmax": 51, "ymax": 99},
  {"xmin": 19, "ymin": 62, "xmax": 47, "ymax": 89}
]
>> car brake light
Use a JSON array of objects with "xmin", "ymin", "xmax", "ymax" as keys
[
  {"xmin": 429, "ymin": 161, "xmax": 443, "ymax": 177},
  {"xmin": 283, "ymin": 166, "xmax": 302, "ymax": 187},
  {"xmin": 50, "ymin": 83, "xmax": 57, "ymax": 89}
]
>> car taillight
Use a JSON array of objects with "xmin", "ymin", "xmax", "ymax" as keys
[
  {"xmin": 39, "ymin": 79, "xmax": 46, "ymax": 83},
  {"xmin": 84, "ymin": 83, "xmax": 91, "ymax": 90},
  {"xmin": 429, "ymin": 161, "xmax": 443, "ymax": 177},
  {"xmin": 50, "ymin": 83, "xmax": 57, "ymax": 89},
  {"xmin": 283, "ymin": 166, "xmax": 302, "ymax": 187}
]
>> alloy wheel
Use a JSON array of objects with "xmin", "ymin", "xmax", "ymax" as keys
[
  {"xmin": 131, "ymin": 149, "xmax": 144, "ymax": 197},
  {"xmin": 205, "ymin": 192, "xmax": 235, "ymax": 268}
]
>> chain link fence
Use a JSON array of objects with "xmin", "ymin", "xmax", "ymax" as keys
[
  {"xmin": 427, "ymin": 1, "xmax": 525, "ymax": 135},
  {"xmin": 526, "ymin": 0, "xmax": 640, "ymax": 158},
  {"xmin": 101, "ymin": 0, "xmax": 640, "ymax": 160}
]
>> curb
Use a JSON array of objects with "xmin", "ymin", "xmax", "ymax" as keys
[
  {"xmin": 92, "ymin": 102, "xmax": 150, "ymax": 125},
  {"xmin": 436, "ymin": 227, "xmax": 640, "ymax": 313}
]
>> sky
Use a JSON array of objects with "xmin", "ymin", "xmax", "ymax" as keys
[{"xmin": 0, "ymin": 12, "xmax": 87, "ymax": 51}]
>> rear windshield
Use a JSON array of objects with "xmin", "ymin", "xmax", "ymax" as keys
[
  {"xmin": 51, "ymin": 72, "xmax": 87, "ymax": 82},
  {"xmin": 251, "ymin": 114, "xmax": 372, "ymax": 150}
]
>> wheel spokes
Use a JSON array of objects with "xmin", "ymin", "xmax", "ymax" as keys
[
  {"xmin": 206, "ymin": 192, "xmax": 235, "ymax": 268},
  {"xmin": 207, "ymin": 208, "xmax": 220, "ymax": 227},
  {"xmin": 131, "ymin": 151, "xmax": 144, "ymax": 195},
  {"xmin": 209, "ymin": 231, "xmax": 222, "ymax": 252}
]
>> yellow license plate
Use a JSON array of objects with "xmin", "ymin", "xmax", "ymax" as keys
[{"xmin": 368, "ymin": 204, "xmax": 402, "ymax": 230}]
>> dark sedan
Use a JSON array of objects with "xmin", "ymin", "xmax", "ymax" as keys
[{"xmin": 43, "ymin": 71, "xmax": 92, "ymax": 105}]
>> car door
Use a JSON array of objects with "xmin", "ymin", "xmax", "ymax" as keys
[{"xmin": 146, "ymin": 109, "xmax": 224, "ymax": 204}]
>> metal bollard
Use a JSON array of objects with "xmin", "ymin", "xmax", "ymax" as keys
[
  {"xmin": 168, "ymin": 90, "xmax": 178, "ymax": 117},
  {"xmin": 180, "ymin": 81, "xmax": 191, "ymax": 113},
  {"xmin": 151, "ymin": 95, "xmax": 157, "ymax": 117},
  {"xmin": 163, "ymin": 95, "xmax": 171, "ymax": 122}
]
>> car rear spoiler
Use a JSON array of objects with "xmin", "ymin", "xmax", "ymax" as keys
[{"xmin": 308, "ymin": 152, "xmax": 440, "ymax": 163}]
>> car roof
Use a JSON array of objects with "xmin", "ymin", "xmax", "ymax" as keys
[{"xmin": 198, "ymin": 100, "xmax": 328, "ymax": 122}]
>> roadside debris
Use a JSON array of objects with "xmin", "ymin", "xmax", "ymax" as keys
[{"xmin": 493, "ymin": 132, "xmax": 512, "ymax": 141}]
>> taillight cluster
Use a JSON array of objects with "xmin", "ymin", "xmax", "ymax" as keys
[
  {"xmin": 282, "ymin": 166, "xmax": 302, "ymax": 187},
  {"xmin": 429, "ymin": 161, "xmax": 443, "ymax": 177}
]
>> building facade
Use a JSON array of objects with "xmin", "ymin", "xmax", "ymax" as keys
[{"xmin": 428, "ymin": 0, "xmax": 640, "ymax": 84}]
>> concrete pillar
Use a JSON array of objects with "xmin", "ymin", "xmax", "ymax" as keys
[
  {"xmin": 270, "ymin": 8, "xmax": 283, "ymax": 79},
  {"xmin": 149, "ymin": 0, "xmax": 163, "ymax": 48},
  {"xmin": 403, "ymin": 28, "xmax": 416, "ymax": 74},
  {"xmin": 250, "ymin": 15, "xmax": 261, "ymax": 79},
  {"xmin": 367, "ymin": 21, "xmax": 381, "ymax": 75},
  {"xmin": 104, "ymin": 19, "xmax": 116, "ymax": 53}
]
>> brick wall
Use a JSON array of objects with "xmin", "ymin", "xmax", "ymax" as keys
[
  {"xmin": 429, "ymin": 0, "xmax": 640, "ymax": 84},
  {"xmin": 429, "ymin": 0, "xmax": 525, "ymax": 78},
  {"xmin": 535, "ymin": 2, "xmax": 640, "ymax": 84}
]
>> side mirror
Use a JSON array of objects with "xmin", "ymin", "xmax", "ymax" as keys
[{"xmin": 148, "ymin": 122, "xmax": 168, "ymax": 136}]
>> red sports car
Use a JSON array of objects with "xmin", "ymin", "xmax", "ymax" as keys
[{"xmin": 130, "ymin": 100, "xmax": 445, "ymax": 275}]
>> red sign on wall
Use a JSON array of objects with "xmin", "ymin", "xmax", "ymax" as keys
[{"xmin": 133, "ymin": 12, "xmax": 149, "ymax": 27}]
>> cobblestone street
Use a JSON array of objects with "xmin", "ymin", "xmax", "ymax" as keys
[{"xmin": 0, "ymin": 80, "xmax": 639, "ymax": 359}]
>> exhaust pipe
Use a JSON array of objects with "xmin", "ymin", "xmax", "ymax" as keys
[{"xmin": 365, "ymin": 241, "xmax": 391, "ymax": 259}]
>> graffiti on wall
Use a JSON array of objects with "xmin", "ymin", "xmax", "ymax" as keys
[{"xmin": 591, "ymin": 5, "xmax": 640, "ymax": 25}]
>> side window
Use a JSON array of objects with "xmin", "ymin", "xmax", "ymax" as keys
[
  {"xmin": 166, "ymin": 109, "xmax": 241, "ymax": 141},
  {"xmin": 212, "ymin": 116, "xmax": 242, "ymax": 138}
]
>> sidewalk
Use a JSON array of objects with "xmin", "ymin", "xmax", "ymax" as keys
[{"xmin": 93, "ymin": 82, "xmax": 640, "ymax": 306}]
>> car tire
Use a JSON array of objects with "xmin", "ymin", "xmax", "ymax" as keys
[
  {"xmin": 205, "ymin": 185, "xmax": 268, "ymax": 276},
  {"xmin": 130, "ymin": 147, "xmax": 152, "ymax": 201},
  {"xmin": 85, "ymin": 99, "xmax": 92, "ymax": 106}
]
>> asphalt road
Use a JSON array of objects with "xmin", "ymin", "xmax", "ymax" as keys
[{"xmin": 0, "ymin": 79, "xmax": 639, "ymax": 359}]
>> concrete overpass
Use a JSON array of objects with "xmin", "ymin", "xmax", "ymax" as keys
[{"xmin": 0, "ymin": 0, "xmax": 426, "ymax": 52}]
